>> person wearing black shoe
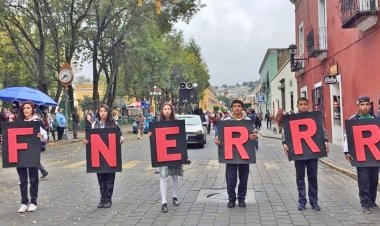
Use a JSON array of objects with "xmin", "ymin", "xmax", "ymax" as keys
[
  {"xmin": 343, "ymin": 96, "xmax": 378, "ymax": 214},
  {"xmin": 214, "ymin": 100, "xmax": 258, "ymax": 208},
  {"xmin": 83, "ymin": 104, "xmax": 124, "ymax": 209},
  {"xmin": 282, "ymin": 97, "xmax": 329, "ymax": 211},
  {"xmin": 148, "ymin": 103, "xmax": 191, "ymax": 213}
]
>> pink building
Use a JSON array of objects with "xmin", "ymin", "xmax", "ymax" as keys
[{"xmin": 290, "ymin": 0, "xmax": 380, "ymax": 144}]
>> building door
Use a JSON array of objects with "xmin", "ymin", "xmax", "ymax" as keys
[{"xmin": 330, "ymin": 75, "xmax": 343, "ymax": 144}]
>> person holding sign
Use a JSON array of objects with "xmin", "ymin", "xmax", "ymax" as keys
[
  {"xmin": 343, "ymin": 96, "xmax": 379, "ymax": 214},
  {"xmin": 214, "ymin": 100, "xmax": 258, "ymax": 208},
  {"xmin": 282, "ymin": 97, "xmax": 329, "ymax": 211},
  {"xmin": 83, "ymin": 104, "xmax": 124, "ymax": 209},
  {"xmin": 148, "ymin": 102, "xmax": 190, "ymax": 213},
  {"xmin": 16, "ymin": 102, "xmax": 47, "ymax": 213}
]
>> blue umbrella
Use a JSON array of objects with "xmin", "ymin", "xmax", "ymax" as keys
[{"xmin": 0, "ymin": 86, "xmax": 57, "ymax": 106}]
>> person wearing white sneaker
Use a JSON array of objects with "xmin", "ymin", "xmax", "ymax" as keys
[
  {"xmin": 27, "ymin": 203, "xmax": 37, "ymax": 212},
  {"xmin": 17, "ymin": 204, "xmax": 29, "ymax": 213},
  {"xmin": 15, "ymin": 102, "xmax": 48, "ymax": 213}
]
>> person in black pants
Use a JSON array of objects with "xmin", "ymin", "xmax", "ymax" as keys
[
  {"xmin": 214, "ymin": 100, "xmax": 258, "ymax": 208},
  {"xmin": 72, "ymin": 107, "xmax": 80, "ymax": 139},
  {"xmin": 282, "ymin": 97, "xmax": 329, "ymax": 211},
  {"xmin": 265, "ymin": 110, "xmax": 272, "ymax": 130},
  {"xmin": 344, "ymin": 95, "xmax": 379, "ymax": 214},
  {"xmin": 15, "ymin": 101, "xmax": 48, "ymax": 213},
  {"xmin": 83, "ymin": 104, "xmax": 124, "ymax": 208}
]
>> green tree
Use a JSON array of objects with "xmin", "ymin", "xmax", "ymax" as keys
[
  {"xmin": 217, "ymin": 95, "xmax": 231, "ymax": 108},
  {"xmin": 1, "ymin": 0, "xmax": 53, "ymax": 93}
]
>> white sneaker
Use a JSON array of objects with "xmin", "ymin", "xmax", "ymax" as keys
[
  {"xmin": 27, "ymin": 203, "xmax": 37, "ymax": 212},
  {"xmin": 17, "ymin": 204, "xmax": 28, "ymax": 213}
]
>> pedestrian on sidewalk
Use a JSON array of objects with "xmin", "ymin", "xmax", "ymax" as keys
[
  {"xmin": 248, "ymin": 109, "xmax": 259, "ymax": 150},
  {"xmin": 148, "ymin": 102, "xmax": 190, "ymax": 213},
  {"xmin": 55, "ymin": 108, "xmax": 66, "ymax": 140},
  {"xmin": 83, "ymin": 104, "xmax": 124, "ymax": 209},
  {"xmin": 255, "ymin": 112, "xmax": 262, "ymax": 131},
  {"xmin": 214, "ymin": 100, "xmax": 258, "ymax": 208},
  {"xmin": 343, "ymin": 95, "xmax": 379, "ymax": 214},
  {"xmin": 282, "ymin": 97, "xmax": 329, "ymax": 211},
  {"xmin": 213, "ymin": 112, "xmax": 222, "ymax": 137},
  {"xmin": 276, "ymin": 108, "xmax": 284, "ymax": 133},
  {"xmin": 72, "ymin": 107, "xmax": 80, "ymax": 139},
  {"xmin": 136, "ymin": 113, "xmax": 145, "ymax": 139},
  {"xmin": 265, "ymin": 110, "xmax": 272, "ymax": 130},
  {"xmin": 39, "ymin": 113, "xmax": 49, "ymax": 179},
  {"xmin": 85, "ymin": 109, "xmax": 94, "ymax": 130},
  {"xmin": 16, "ymin": 101, "xmax": 48, "ymax": 213},
  {"xmin": 48, "ymin": 112, "xmax": 57, "ymax": 142}
]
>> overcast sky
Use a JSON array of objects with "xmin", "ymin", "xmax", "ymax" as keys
[
  {"xmin": 78, "ymin": 1, "xmax": 295, "ymax": 87},
  {"xmin": 175, "ymin": 0, "xmax": 295, "ymax": 86}
]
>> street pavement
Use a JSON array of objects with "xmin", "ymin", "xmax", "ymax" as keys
[{"xmin": 0, "ymin": 126, "xmax": 379, "ymax": 226}]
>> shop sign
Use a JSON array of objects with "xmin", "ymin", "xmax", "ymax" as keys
[{"xmin": 324, "ymin": 75, "xmax": 337, "ymax": 84}]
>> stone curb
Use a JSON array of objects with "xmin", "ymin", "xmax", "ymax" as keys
[
  {"xmin": 258, "ymin": 131, "xmax": 380, "ymax": 191},
  {"xmin": 258, "ymin": 131, "xmax": 359, "ymax": 180}
]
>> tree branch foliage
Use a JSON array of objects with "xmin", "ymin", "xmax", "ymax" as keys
[{"xmin": 0, "ymin": 0, "xmax": 210, "ymax": 109}]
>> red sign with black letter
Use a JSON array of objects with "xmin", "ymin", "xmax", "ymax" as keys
[
  {"xmin": 217, "ymin": 120, "xmax": 256, "ymax": 164},
  {"xmin": 1, "ymin": 121, "xmax": 41, "ymax": 168},
  {"xmin": 150, "ymin": 120, "xmax": 188, "ymax": 167},
  {"xmin": 85, "ymin": 128, "xmax": 122, "ymax": 173},
  {"xmin": 345, "ymin": 118, "xmax": 380, "ymax": 167},
  {"xmin": 283, "ymin": 111, "xmax": 327, "ymax": 161}
]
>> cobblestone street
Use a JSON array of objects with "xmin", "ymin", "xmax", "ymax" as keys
[{"xmin": 0, "ymin": 131, "xmax": 379, "ymax": 225}]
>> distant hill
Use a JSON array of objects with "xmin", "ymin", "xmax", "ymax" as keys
[{"xmin": 213, "ymin": 80, "xmax": 259, "ymax": 99}]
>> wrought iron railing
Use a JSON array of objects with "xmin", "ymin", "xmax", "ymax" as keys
[
  {"xmin": 340, "ymin": 0, "xmax": 378, "ymax": 26},
  {"xmin": 307, "ymin": 27, "xmax": 327, "ymax": 58}
]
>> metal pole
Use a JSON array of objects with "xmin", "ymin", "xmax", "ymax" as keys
[{"xmin": 62, "ymin": 88, "xmax": 69, "ymax": 140}]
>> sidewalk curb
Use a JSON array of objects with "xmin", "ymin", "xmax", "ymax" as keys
[
  {"xmin": 258, "ymin": 131, "xmax": 359, "ymax": 180},
  {"xmin": 259, "ymin": 131, "xmax": 380, "ymax": 191}
]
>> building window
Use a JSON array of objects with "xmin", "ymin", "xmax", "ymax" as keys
[
  {"xmin": 313, "ymin": 86, "xmax": 323, "ymax": 115},
  {"xmin": 298, "ymin": 22, "xmax": 304, "ymax": 57},
  {"xmin": 300, "ymin": 86, "xmax": 307, "ymax": 98},
  {"xmin": 318, "ymin": 0, "xmax": 328, "ymax": 50}
]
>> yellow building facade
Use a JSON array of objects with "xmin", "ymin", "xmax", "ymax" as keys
[
  {"xmin": 74, "ymin": 83, "xmax": 106, "ymax": 118},
  {"xmin": 198, "ymin": 86, "xmax": 220, "ymax": 112}
]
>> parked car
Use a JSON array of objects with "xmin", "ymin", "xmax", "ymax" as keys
[
  {"xmin": 176, "ymin": 114, "xmax": 207, "ymax": 148},
  {"xmin": 132, "ymin": 114, "xmax": 154, "ymax": 134}
]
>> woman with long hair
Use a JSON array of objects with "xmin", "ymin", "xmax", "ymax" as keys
[
  {"xmin": 83, "ymin": 104, "xmax": 124, "ymax": 208},
  {"xmin": 16, "ymin": 101, "xmax": 48, "ymax": 213},
  {"xmin": 150, "ymin": 102, "xmax": 189, "ymax": 213}
]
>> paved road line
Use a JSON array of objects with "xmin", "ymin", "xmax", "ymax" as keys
[
  {"xmin": 122, "ymin": 160, "xmax": 140, "ymax": 169},
  {"xmin": 64, "ymin": 160, "xmax": 86, "ymax": 169}
]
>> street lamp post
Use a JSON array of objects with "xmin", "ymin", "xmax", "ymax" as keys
[{"xmin": 150, "ymin": 85, "xmax": 161, "ymax": 121}]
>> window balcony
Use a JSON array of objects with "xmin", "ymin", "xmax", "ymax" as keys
[
  {"xmin": 340, "ymin": 0, "xmax": 379, "ymax": 31},
  {"xmin": 306, "ymin": 27, "xmax": 327, "ymax": 60},
  {"xmin": 290, "ymin": 51, "xmax": 305, "ymax": 73}
]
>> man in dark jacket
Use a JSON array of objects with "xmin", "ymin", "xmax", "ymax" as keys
[
  {"xmin": 282, "ymin": 97, "xmax": 329, "ymax": 211},
  {"xmin": 344, "ymin": 96, "xmax": 379, "ymax": 214},
  {"xmin": 214, "ymin": 100, "xmax": 258, "ymax": 208}
]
